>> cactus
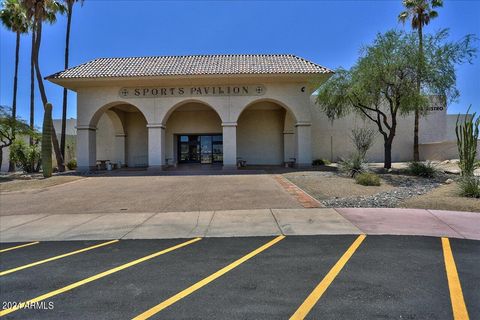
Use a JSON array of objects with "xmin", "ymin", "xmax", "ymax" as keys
[
  {"xmin": 41, "ymin": 103, "xmax": 53, "ymax": 178},
  {"xmin": 455, "ymin": 106, "xmax": 480, "ymax": 177}
]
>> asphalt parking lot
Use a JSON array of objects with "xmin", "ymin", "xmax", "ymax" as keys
[{"xmin": 0, "ymin": 235, "xmax": 478, "ymax": 319}]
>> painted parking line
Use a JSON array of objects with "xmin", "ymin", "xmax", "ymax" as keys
[
  {"xmin": 442, "ymin": 237, "xmax": 470, "ymax": 320},
  {"xmin": 0, "ymin": 241, "xmax": 39, "ymax": 253},
  {"xmin": 0, "ymin": 237, "xmax": 201, "ymax": 317},
  {"xmin": 0, "ymin": 240, "xmax": 119, "ymax": 276},
  {"xmin": 290, "ymin": 234, "xmax": 366, "ymax": 320},
  {"xmin": 133, "ymin": 235, "xmax": 286, "ymax": 320}
]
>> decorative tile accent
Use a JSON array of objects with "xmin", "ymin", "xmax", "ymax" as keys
[{"xmin": 273, "ymin": 175, "xmax": 323, "ymax": 208}]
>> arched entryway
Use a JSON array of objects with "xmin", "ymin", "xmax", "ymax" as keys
[
  {"xmin": 236, "ymin": 99, "xmax": 297, "ymax": 165},
  {"xmin": 163, "ymin": 101, "xmax": 223, "ymax": 165},
  {"xmin": 80, "ymin": 102, "xmax": 148, "ymax": 170}
]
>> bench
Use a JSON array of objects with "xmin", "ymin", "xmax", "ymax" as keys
[
  {"xmin": 237, "ymin": 158, "xmax": 247, "ymax": 168},
  {"xmin": 96, "ymin": 159, "xmax": 110, "ymax": 170},
  {"xmin": 285, "ymin": 157, "xmax": 296, "ymax": 168}
]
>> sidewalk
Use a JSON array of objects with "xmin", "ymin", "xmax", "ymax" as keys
[{"xmin": 1, "ymin": 208, "xmax": 478, "ymax": 242}]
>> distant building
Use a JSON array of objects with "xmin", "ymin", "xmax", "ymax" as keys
[{"xmin": 53, "ymin": 118, "xmax": 77, "ymax": 136}]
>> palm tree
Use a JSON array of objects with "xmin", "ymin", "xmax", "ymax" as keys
[
  {"xmin": 60, "ymin": 0, "xmax": 82, "ymax": 160},
  {"xmin": 399, "ymin": 0, "xmax": 443, "ymax": 162},
  {"xmin": 22, "ymin": 0, "xmax": 66, "ymax": 171},
  {"xmin": 1, "ymin": 0, "xmax": 28, "ymax": 171}
]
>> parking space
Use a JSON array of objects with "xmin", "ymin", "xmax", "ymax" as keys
[{"xmin": 0, "ymin": 235, "xmax": 478, "ymax": 319}]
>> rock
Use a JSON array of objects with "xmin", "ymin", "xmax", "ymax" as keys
[
  {"xmin": 444, "ymin": 169, "xmax": 460, "ymax": 175},
  {"xmin": 445, "ymin": 178, "xmax": 454, "ymax": 184},
  {"xmin": 442, "ymin": 160, "xmax": 451, "ymax": 164}
]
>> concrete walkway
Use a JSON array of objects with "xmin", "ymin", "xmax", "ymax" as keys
[{"xmin": 1, "ymin": 208, "xmax": 478, "ymax": 242}]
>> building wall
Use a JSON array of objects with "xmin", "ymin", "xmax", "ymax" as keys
[
  {"xmin": 125, "ymin": 112, "xmax": 148, "ymax": 167},
  {"xmin": 237, "ymin": 108, "xmax": 285, "ymax": 165},
  {"xmin": 309, "ymin": 96, "xmax": 474, "ymax": 162},
  {"xmin": 61, "ymin": 77, "xmax": 479, "ymax": 171}
]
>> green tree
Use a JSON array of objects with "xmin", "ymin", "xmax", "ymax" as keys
[
  {"xmin": 316, "ymin": 30, "xmax": 476, "ymax": 169},
  {"xmin": 60, "ymin": 0, "xmax": 82, "ymax": 160},
  {"xmin": 398, "ymin": 0, "xmax": 443, "ymax": 162},
  {"xmin": 0, "ymin": 0, "xmax": 29, "ymax": 171},
  {"xmin": 0, "ymin": 106, "xmax": 35, "ymax": 170},
  {"xmin": 21, "ymin": 0, "xmax": 66, "ymax": 171}
]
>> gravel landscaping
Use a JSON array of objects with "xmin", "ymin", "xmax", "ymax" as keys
[
  {"xmin": 321, "ymin": 174, "xmax": 442, "ymax": 208},
  {"xmin": 283, "ymin": 169, "xmax": 473, "ymax": 210}
]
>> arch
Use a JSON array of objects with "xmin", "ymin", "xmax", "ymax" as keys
[
  {"xmin": 235, "ymin": 98, "xmax": 298, "ymax": 123},
  {"xmin": 160, "ymin": 99, "xmax": 224, "ymax": 125},
  {"xmin": 89, "ymin": 101, "xmax": 148, "ymax": 128}
]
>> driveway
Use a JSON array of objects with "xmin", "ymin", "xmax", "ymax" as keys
[{"xmin": 0, "ymin": 175, "xmax": 302, "ymax": 215}]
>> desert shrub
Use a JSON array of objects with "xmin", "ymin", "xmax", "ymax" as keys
[
  {"xmin": 355, "ymin": 172, "xmax": 381, "ymax": 186},
  {"xmin": 66, "ymin": 159, "xmax": 77, "ymax": 170},
  {"xmin": 351, "ymin": 127, "xmax": 376, "ymax": 159},
  {"xmin": 312, "ymin": 159, "xmax": 331, "ymax": 166},
  {"xmin": 9, "ymin": 140, "xmax": 41, "ymax": 173},
  {"xmin": 458, "ymin": 176, "xmax": 480, "ymax": 198},
  {"xmin": 408, "ymin": 161, "xmax": 438, "ymax": 178},
  {"xmin": 339, "ymin": 153, "xmax": 368, "ymax": 177}
]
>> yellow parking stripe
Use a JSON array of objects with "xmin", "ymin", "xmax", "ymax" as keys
[
  {"xmin": 0, "ymin": 241, "xmax": 39, "ymax": 253},
  {"xmin": 442, "ymin": 237, "xmax": 470, "ymax": 320},
  {"xmin": 290, "ymin": 234, "xmax": 366, "ymax": 320},
  {"xmin": 0, "ymin": 237, "xmax": 202, "ymax": 317},
  {"xmin": 0, "ymin": 240, "xmax": 119, "ymax": 276},
  {"xmin": 133, "ymin": 235, "xmax": 286, "ymax": 320}
]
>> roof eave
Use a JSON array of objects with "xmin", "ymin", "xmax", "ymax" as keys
[{"xmin": 46, "ymin": 72, "xmax": 334, "ymax": 91}]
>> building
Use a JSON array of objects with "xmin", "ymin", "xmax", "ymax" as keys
[{"xmin": 44, "ymin": 54, "xmax": 472, "ymax": 172}]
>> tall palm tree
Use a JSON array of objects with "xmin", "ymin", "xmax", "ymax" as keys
[
  {"xmin": 60, "ymin": 0, "xmax": 82, "ymax": 160},
  {"xmin": 22, "ymin": 0, "xmax": 66, "ymax": 171},
  {"xmin": 1, "ymin": 0, "xmax": 28, "ymax": 171},
  {"xmin": 399, "ymin": 0, "xmax": 443, "ymax": 162}
]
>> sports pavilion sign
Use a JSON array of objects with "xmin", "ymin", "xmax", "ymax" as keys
[{"xmin": 119, "ymin": 85, "xmax": 266, "ymax": 98}]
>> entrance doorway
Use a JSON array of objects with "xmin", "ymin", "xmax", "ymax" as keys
[{"xmin": 178, "ymin": 135, "xmax": 223, "ymax": 164}]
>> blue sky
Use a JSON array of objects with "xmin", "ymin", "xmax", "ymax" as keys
[{"xmin": 1, "ymin": 0, "xmax": 479, "ymax": 127}]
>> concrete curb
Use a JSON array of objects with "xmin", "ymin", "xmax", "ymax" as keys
[{"xmin": 0, "ymin": 208, "xmax": 478, "ymax": 243}]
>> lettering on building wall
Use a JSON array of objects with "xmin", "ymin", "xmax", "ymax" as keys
[
  {"xmin": 429, "ymin": 106, "xmax": 445, "ymax": 111},
  {"xmin": 119, "ymin": 85, "xmax": 266, "ymax": 98}
]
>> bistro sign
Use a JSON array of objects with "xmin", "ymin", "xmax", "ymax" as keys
[{"xmin": 119, "ymin": 85, "xmax": 266, "ymax": 98}]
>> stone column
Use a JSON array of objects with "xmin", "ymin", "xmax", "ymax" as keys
[
  {"xmin": 114, "ymin": 133, "xmax": 126, "ymax": 167},
  {"xmin": 295, "ymin": 122, "xmax": 312, "ymax": 167},
  {"xmin": 76, "ymin": 125, "xmax": 97, "ymax": 172},
  {"xmin": 147, "ymin": 123, "xmax": 165, "ymax": 171},
  {"xmin": 222, "ymin": 122, "xmax": 237, "ymax": 169}
]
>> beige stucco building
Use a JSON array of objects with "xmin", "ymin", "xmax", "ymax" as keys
[{"xmin": 43, "ymin": 54, "xmax": 472, "ymax": 172}]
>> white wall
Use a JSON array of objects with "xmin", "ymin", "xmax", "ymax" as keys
[
  {"xmin": 125, "ymin": 112, "xmax": 148, "ymax": 167},
  {"xmin": 309, "ymin": 96, "xmax": 469, "ymax": 162},
  {"xmin": 237, "ymin": 106, "xmax": 285, "ymax": 165},
  {"xmin": 96, "ymin": 114, "xmax": 116, "ymax": 162}
]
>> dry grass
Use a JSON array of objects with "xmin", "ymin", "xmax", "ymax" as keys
[
  {"xmin": 399, "ymin": 182, "xmax": 480, "ymax": 212},
  {"xmin": 283, "ymin": 171, "xmax": 394, "ymax": 200},
  {"xmin": 0, "ymin": 175, "xmax": 84, "ymax": 193}
]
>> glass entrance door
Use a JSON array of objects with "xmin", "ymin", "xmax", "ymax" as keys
[
  {"xmin": 178, "ymin": 135, "xmax": 222, "ymax": 164},
  {"xmin": 178, "ymin": 135, "xmax": 200, "ymax": 163}
]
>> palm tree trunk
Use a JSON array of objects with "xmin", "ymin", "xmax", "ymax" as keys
[
  {"xmin": 8, "ymin": 31, "xmax": 21, "ymax": 172},
  {"xmin": 413, "ymin": 25, "xmax": 423, "ymax": 162},
  {"xmin": 33, "ymin": 19, "xmax": 65, "ymax": 172},
  {"xmin": 61, "ymin": 4, "xmax": 73, "ymax": 160},
  {"xmin": 29, "ymin": 25, "xmax": 35, "ymax": 147}
]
